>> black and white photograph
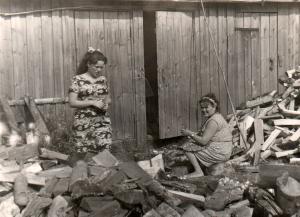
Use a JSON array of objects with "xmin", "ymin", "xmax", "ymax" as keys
[{"xmin": 0, "ymin": 0, "xmax": 299, "ymax": 216}]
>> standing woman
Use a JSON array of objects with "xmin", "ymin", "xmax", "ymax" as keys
[
  {"xmin": 180, "ymin": 93, "xmax": 233, "ymax": 178},
  {"xmin": 69, "ymin": 47, "xmax": 112, "ymax": 154}
]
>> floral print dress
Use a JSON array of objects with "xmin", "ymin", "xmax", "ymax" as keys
[{"xmin": 69, "ymin": 74, "xmax": 112, "ymax": 153}]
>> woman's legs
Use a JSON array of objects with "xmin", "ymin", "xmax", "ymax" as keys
[{"xmin": 185, "ymin": 152, "xmax": 204, "ymax": 177}]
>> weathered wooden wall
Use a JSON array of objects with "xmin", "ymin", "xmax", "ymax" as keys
[
  {"xmin": 157, "ymin": 4, "xmax": 300, "ymax": 138},
  {"xmin": 0, "ymin": 0, "xmax": 146, "ymax": 146}
]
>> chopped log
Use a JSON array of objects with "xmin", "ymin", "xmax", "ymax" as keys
[
  {"xmin": 0, "ymin": 195, "xmax": 20, "ymax": 217},
  {"xmin": 39, "ymin": 177, "xmax": 59, "ymax": 197},
  {"xmin": 41, "ymin": 160, "xmax": 58, "ymax": 170},
  {"xmin": 47, "ymin": 195, "xmax": 68, "ymax": 217},
  {"xmin": 182, "ymin": 204, "xmax": 204, "ymax": 217},
  {"xmin": 234, "ymin": 206, "xmax": 253, "ymax": 217},
  {"xmin": 21, "ymin": 196, "xmax": 52, "ymax": 217},
  {"xmin": 78, "ymin": 210, "xmax": 90, "ymax": 217},
  {"xmin": 167, "ymin": 190, "xmax": 205, "ymax": 206},
  {"xmin": 261, "ymin": 129, "xmax": 281, "ymax": 151},
  {"xmin": 0, "ymin": 143, "xmax": 39, "ymax": 163},
  {"xmin": 156, "ymin": 202, "xmax": 181, "ymax": 217},
  {"xmin": 80, "ymin": 196, "xmax": 115, "ymax": 212},
  {"xmin": 276, "ymin": 172, "xmax": 300, "ymax": 216},
  {"xmin": 88, "ymin": 200, "xmax": 122, "ymax": 217},
  {"xmin": 69, "ymin": 160, "xmax": 88, "ymax": 191},
  {"xmin": 40, "ymin": 148, "xmax": 69, "ymax": 161},
  {"xmin": 143, "ymin": 209, "xmax": 162, "ymax": 217},
  {"xmin": 282, "ymin": 86, "xmax": 295, "ymax": 99},
  {"xmin": 229, "ymin": 199, "xmax": 250, "ymax": 209},
  {"xmin": 88, "ymin": 165, "xmax": 108, "ymax": 176},
  {"xmin": 92, "ymin": 149, "xmax": 119, "ymax": 167},
  {"xmin": 259, "ymin": 164, "xmax": 300, "ymax": 188},
  {"xmin": 22, "ymin": 162, "xmax": 43, "ymax": 174},
  {"xmin": 275, "ymin": 148, "xmax": 299, "ymax": 158},
  {"xmin": 38, "ymin": 166, "xmax": 72, "ymax": 179},
  {"xmin": 274, "ymin": 119, "xmax": 300, "ymax": 126},
  {"xmin": 114, "ymin": 189, "xmax": 145, "ymax": 205},
  {"xmin": 246, "ymin": 95, "xmax": 273, "ymax": 108},
  {"xmin": 137, "ymin": 154, "xmax": 164, "ymax": 178},
  {"xmin": 52, "ymin": 177, "xmax": 70, "ymax": 196},
  {"xmin": 14, "ymin": 173, "xmax": 28, "ymax": 207},
  {"xmin": 24, "ymin": 96, "xmax": 50, "ymax": 136},
  {"xmin": 0, "ymin": 172, "xmax": 45, "ymax": 186}
]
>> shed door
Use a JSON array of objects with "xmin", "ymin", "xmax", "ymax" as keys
[
  {"xmin": 156, "ymin": 11, "xmax": 196, "ymax": 139},
  {"xmin": 235, "ymin": 12, "xmax": 277, "ymax": 105}
]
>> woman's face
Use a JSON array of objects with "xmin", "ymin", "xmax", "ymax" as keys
[
  {"xmin": 87, "ymin": 60, "xmax": 105, "ymax": 78},
  {"xmin": 200, "ymin": 102, "xmax": 216, "ymax": 117}
]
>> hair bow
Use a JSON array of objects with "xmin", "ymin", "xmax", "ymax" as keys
[{"xmin": 88, "ymin": 46, "xmax": 101, "ymax": 53}]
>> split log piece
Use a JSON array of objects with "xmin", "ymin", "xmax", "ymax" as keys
[
  {"xmin": 13, "ymin": 173, "xmax": 28, "ymax": 206},
  {"xmin": 40, "ymin": 148, "xmax": 69, "ymax": 161},
  {"xmin": 92, "ymin": 149, "xmax": 119, "ymax": 167},
  {"xmin": 275, "ymin": 148, "xmax": 300, "ymax": 158},
  {"xmin": 69, "ymin": 160, "xmax": 88, "ymax": 191},
  {"xmin": 261, "ymin": 129, "xmax": 282, "ymax": 151},
  {"xmin": 47, "ymin": 195, "xmax": 68, "ymax": 217}
]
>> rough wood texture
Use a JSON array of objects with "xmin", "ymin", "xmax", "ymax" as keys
[
  {"xmin": 69, "ymin": 160, "xmax": 88, "ymax": 191},
  {"xmin": 21, "ymin": 196, "xmax": 52, "ymax": 217}
]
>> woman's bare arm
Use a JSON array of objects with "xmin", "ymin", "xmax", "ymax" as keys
[
  {"xmin": 181, "ymin": 120, "xmax": 218, "ymax": 146},
  {"xmin": 69, "ymin": 92, "xmax": 104, "ymax": 109}
]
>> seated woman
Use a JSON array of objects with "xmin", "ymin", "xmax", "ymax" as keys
[{"xmin": 180, "ymin": 93, "xmax": 233, "ymax": 178}]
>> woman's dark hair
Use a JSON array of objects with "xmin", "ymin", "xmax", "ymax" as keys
[
  {"xmin": 77, "ymin": 50, "xmax": 107, "ymax": 75},
  {"xmin": 199, "ymin": 93, "xmax": 219, "ymax": 111}
]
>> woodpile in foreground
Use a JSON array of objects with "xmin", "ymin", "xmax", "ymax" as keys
[{"xmin": 3, "ymin": 68, "xmax": 300, "ymax": 216}]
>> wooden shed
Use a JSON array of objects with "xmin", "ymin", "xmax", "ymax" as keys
[{"xmin": 0, "ymin": 0, "xmax": 299, "ymax": 148}]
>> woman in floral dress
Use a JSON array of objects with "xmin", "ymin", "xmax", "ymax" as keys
[{"xmin": 69, "ymin": 47, "xmax": 112, "ymax": 153}]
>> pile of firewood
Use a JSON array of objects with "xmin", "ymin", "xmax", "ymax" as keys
[{"xmin": 226, "ymin": 67, "xmax": 300, "ymax": 166}]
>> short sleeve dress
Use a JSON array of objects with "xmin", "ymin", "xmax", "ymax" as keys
[
  {"xmin": 69, "ymin": 74, "xmax": 112, "ymax": 153},
  {"xmin": 182, "ymin": 113, "xmax": 233, "ymax": 167}
]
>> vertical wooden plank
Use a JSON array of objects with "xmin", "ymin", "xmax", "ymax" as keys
[
  {"xmin": 132, "ymin": 10, "xmax": 146, "ymax": 148},
  {"xmin": 52, "ymin": 0, "xmax": 65, "ymax": 122},
  {"xmin": 209, "ymin": 7, "xmax": 219, "ymax": 100},
  {"xmin": 104, "ymin": 12, "xmax": 123, "ymax": 140},
  {"xmin": 250, "ymin": 13, "xmax": 260, "ymax": 98},
  {"xmin": 166, "ymin": 12, "xmax": 175, "ymax": 137},
  {"xmin": 260, "ymin": 13, "xmax": 270, "ymax": 95},
  {"xmin": 62, "ymin": 9, "xmax": 76, "ymax": 127},
  {"xmin": 218, "ymin": 7, "xmax": 227, "ymax": 115},
  {"xmin": 195, "ymin": 9, "xmax": 202, "ymax": 129},
  {"xmin": 41, "ymin": 0, "xmax": 55, "ymax": 122},
  {"xmin": 180, "ymin": 12, "xmax": 193, "ymax": 132},
  {"xmin": 288, "ymin": 7, "xmax": 299, "ymax": 69},
  {"xmin": 74, "ymin": 10, "xmax": 90, "ymax": 68},
  {"xmin": 0, "ymin": 0, "xmax": 14, "ymax": 98},
  {"xmin": 26, "ymin": 0, "xmax": 42, "ymax": 98},
  {"xmin": 89, "ymin": 12, "xmax": 105, "ymax": 58},
  {"xmin": 278, "ymin": 6, "xmax": 289, "ymax": 93},
  {"xmin": 156, "ymin": 12, "xmax": 164, "ymax": 138},
  {"xmin": 11, "ymin": 0, "xmax": 28, "ymax": 98},
  {"xmin": 243, "ymin": 13, "xmax": 252, "ymax": 101},
  {"xmin": 200, "ymin": 7, "xmax": 210, "ymax": 100},
  {"xmin": 227, "ymin": 6, "xmax": 236, "ymax": 113},
  {"xmin": 269, "ymin": 13, "xmax": 278, "ymax": 92},
  {"xmin": 190, "ymin": 10, "xmax": 198, "ymax": 132},
  {"xmin": 118, "ymin": 12, "xmax": 135, "ymax": 139},
  {"xmin": 236, "ymin": 13, "xmax": 245, "ymax": 106}
]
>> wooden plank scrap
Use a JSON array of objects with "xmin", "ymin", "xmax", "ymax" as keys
[
  {"xmin": 289, "ymin": 128, "xmax": 300, "ymax": 141},
  {"xmin": 274, "ymin": 119, "xmax": 300, "ymax": 126},
  {"xmin": 275, "ymin": 148, "xmax": 299, "ymax": 158},
  {"xmin": 261, "ymin": 129, "xmax": 281, "ymax": 151}
]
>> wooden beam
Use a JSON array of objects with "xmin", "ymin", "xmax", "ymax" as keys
[
  {"xmin": 274, "ymin": 119, "xmax": 300, "ymax": 126},
  {"xmin": 24, "ymin": 97, "xmax": 50, "ymax": 135}
]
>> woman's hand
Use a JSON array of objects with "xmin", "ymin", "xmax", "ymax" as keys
[
  {"xmin": 92, "ymin": 100, "xmax": 106, "ymax": 110},
  {"xmin": 181, "ymin": 129, "xmax": 194, "ymax": 137}
]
